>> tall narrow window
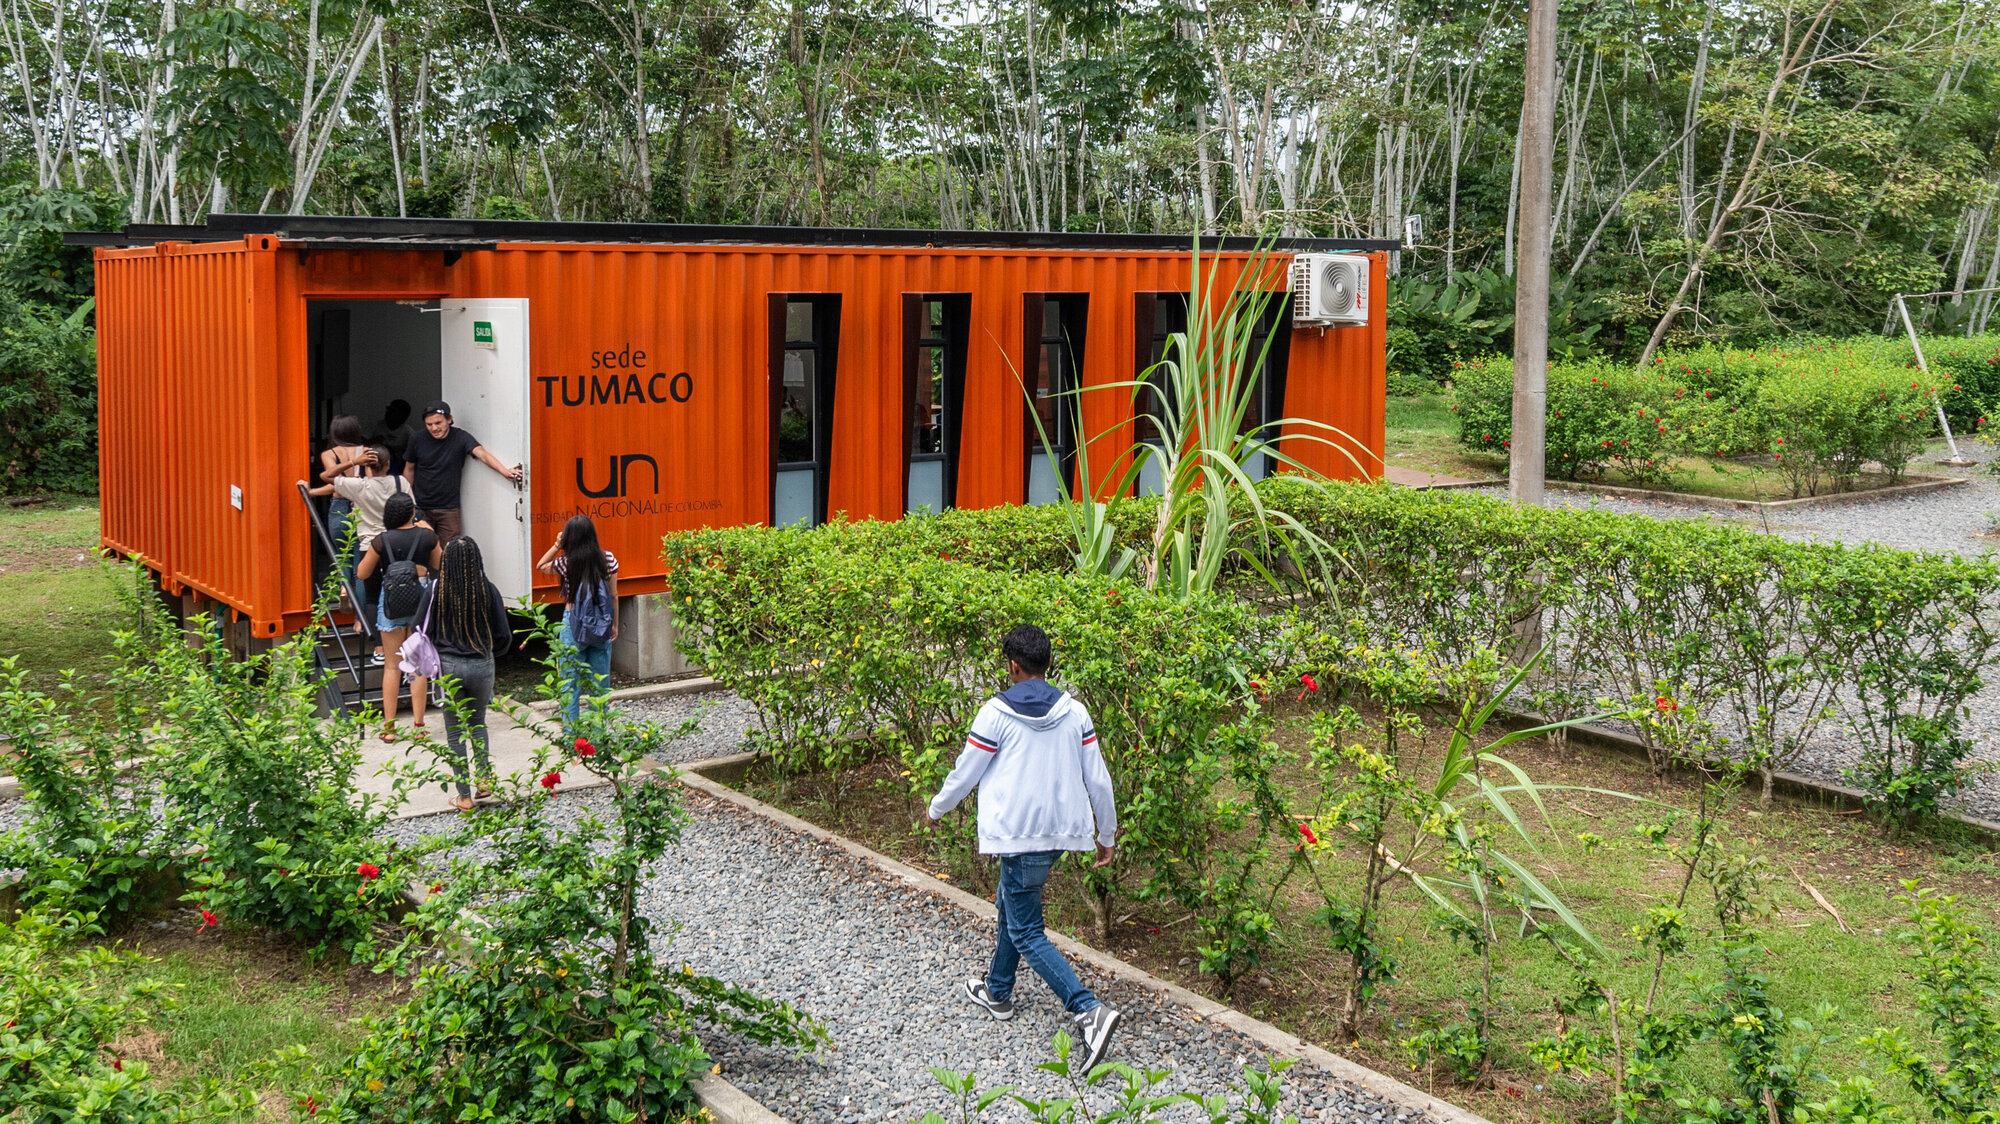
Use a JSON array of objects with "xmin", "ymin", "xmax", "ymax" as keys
[
  {"xmin": 904, "ymin": 294, "xmax": 968, "ymax": 513},
  {"xmin": 1238, "ymin": 295, "xmax": 1294, "ymax": 480},
  {"xmin": 1024, "ymin": 294, "xmax": 1087, "ymax": 504},
  {"xmin": 1132, "ymin": 293, "xmax": 1187, "ymax": 495},
  {"xmin": 769, "ymin": 296, "xmax": 839, "ymax": 527}
]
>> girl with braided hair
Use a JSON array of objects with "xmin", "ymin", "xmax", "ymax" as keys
[{"xmin": 415, "ymin": 535, "xmax": 514, "ymax": 812}]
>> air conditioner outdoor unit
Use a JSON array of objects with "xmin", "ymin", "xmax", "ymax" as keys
[{"xmin": 1291, "ymin": 253, "xmax": 1370, "ymax": 328}]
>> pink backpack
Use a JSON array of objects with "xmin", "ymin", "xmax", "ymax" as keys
[{"xmin": 399, "ymin": 592, "xmax": 441, "ymax": 679}]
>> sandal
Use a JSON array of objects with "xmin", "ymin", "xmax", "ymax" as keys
[
  {"xmin": 380, "ymin": 726, "xmax": 399, "ymax": 744},
  {"xmin": 450, "ymin": 796, "xmax": 476, "ymax": 813}
]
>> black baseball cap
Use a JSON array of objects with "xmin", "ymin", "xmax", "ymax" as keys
[{"xmin": 423, "ymin": 400, "xmax": 452, "ymax": 420}]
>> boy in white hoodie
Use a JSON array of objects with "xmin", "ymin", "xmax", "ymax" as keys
[{"xmin": 927, "ymin": 624, "xmax": 1122, "ymax": 1071}]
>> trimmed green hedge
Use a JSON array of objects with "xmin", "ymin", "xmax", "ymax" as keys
[
  {"xmin": 665, "ymin": 479, "xmax": 2000, "ymax": 827},
  {"xmin": 1259, "ymin": 478, "xmax": 2000, "ymax": 823},
  {"xmin": 1454, "ymin": 340, "xmax": 1953, "ymax": 495}
]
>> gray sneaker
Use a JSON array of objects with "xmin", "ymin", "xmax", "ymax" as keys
[
  {"xmin": 962, "ymin": 979, "xmax": 1015, "ymax": 1021},
  {"xmin": 1073, "ymin": 1003, "xmax": 1122, "ymax": 1071}
]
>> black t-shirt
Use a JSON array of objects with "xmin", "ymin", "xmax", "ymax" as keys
[
  {"xmin": 416, "ymin": 578, "xmax": 516, "ymax": 659},
  {"xmin": 405, "ymin": 425, "xmax": 483, "ymax": 510},
  {"xmin": 372, "ymin": 525, "xmax": 438, "ymax": 571}
]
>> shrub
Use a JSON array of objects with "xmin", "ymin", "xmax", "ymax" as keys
[
  {"xmin": 1454, "ymin": 356, "xmax": 1716, "ymax": 483},
  {"xmin": 0, "ymin": 904, "xmax": 261, "ymax": 1122},
  {"xmin": 1861, "ymin": 883, "xmax": 2000, "ymax": 1122},
  {"xmin": 0, "ymin": 294, "xmax": 97, "ymax": 493},
  {"xmin": 1256, "ymin": 477, "xmax": 2000, "ymax": 822},
  {"xmin": 323, "ymin": 609, "xmax": 826, "ymax": 1122},
  {"xmin": 1451, "ymin": 337, "xmax": 1954, "ymax": 493},
  {"xmin": 146, "ymin": 608, "xmax": 411, "ymax": 959},
  {"xmin": 0, "ymin": 639, "xmax": 168, "ymax": 927},
  {"xmin": 1891, "ymin": 333, "xmax": 2000, "ymax": 430},
  {"xmin": 1756, "ymin": 355, "xmax": 1946, "ymax": 494},
  {"xmin": 1384, "ymin": 268, "xmax": 1511, "ymax": 386}
]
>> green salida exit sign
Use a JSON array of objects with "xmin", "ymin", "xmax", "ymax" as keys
[{"xmin": 473, "ymin": 320, "xmax": 495, "ymax": 349}]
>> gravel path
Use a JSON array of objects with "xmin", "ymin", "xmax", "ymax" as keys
[
  {"xmin": 1471, "ymin": 438, "xmax": 2000, "ymax": 556},
  {"xmin": 616, "ymin": 690, "xmax": 757, "ymax": 763},
  {"xmin": 383, "ymin": 787, "xmax": 1440, "ymax": 1124}
]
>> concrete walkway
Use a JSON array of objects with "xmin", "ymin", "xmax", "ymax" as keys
[{"xmin": 356, "ymin": 697, "xmax": 612, "ymax": 819}]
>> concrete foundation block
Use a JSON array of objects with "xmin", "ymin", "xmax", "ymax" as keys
[{"xmin": 611, "ymin": 593, "xmax": 695, "ymax": 680}]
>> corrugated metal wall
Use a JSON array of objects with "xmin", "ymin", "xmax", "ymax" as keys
[
  {"xmin": 95, "ymin": 249, "xmax": 168, "ymax": 577},
  {"xmin": 1283, "ymin": 252, "xmax": 1388, "ymax": 480},
  {"xmin": 96, "ymin": 236, "xmax": 284, "ymax": 630},
  {"xmin": 100, "ymin": 239, "xmax": 1386, "ymax": 635}
]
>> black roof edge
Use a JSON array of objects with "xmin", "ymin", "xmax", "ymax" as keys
[
  {"xmin": 63, "ymin": 223, "xmax": 243, "ymax": 247},
  {"xmin": 161, "ymin": 213, "xmax": 1398, "ymax": 253}
]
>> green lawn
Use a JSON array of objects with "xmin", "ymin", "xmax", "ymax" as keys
[
  {"xmin": 97, "ymin": 916, "xmax": 402, "ymax": 1114},
  {"xmin": 1384, "ymin": 392, "xmax": 1507, "ymax": 480},
  {"xmin": 0, "ymin": 498, "xmax": 128, "ymax": 689}
]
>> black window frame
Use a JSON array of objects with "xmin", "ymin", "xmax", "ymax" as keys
[
  {"xmin": 767, "ymin": 294, "xmax": 840, "ymax": 527},
  {"xmin": 1132, "ymin": 292, "xmax": 1188, "ymax": 450},
  {"xmin": 1022, "ymin": 293, "xmax": 1088, "ymax": 503},
  {"xmin": 1238, "ymin": 293, "xmax": 1295, "ymax": 474},
  {"xmin": 903, "ymin": 293, "xmax": 969, "ymax": 513}
]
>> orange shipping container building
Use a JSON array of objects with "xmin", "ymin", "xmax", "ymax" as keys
[{"xmin": 78, "ymin": 215, "xmax": 1392, "ymax": 656}]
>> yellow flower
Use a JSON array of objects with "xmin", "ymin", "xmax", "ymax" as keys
[{"xmin": 367, "ymin": 1079, "xmax": 385, "ymax": 1092}]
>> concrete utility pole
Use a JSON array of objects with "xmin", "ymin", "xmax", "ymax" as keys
[{"xmin": 1510, "ymin": 0, "xmax": 1558, "ymax": 506}]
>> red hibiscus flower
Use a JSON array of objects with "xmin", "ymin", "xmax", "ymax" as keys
[
  {"xmin": 574, "ymin": 737, "xmax": 597, "ymax": 757},
  {"xmin": 1655, "ymin": 696, "xmax": 1677, "ymax": 713},
  {"xmin": 198, "ymin": 908, "xmax": 218, "ymax": 931},
  {"xmin": 356, "ymin": 862, "xmax": 380, "ymax": 880},
  {"xmin": 1298, "ymin": 822, "xmax": 1320, "ymax": 846},
  {"xmin": 1299, "ymin": 672, "xmax": 1319, "ymax": 692},
  {"xmin": 541, "ymin": 771, "xmax": 561, "ymax": 790}
]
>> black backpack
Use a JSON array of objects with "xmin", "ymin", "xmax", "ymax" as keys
[{"xmin": 381, "ymin": 532, "xmax": 425, "ymax": 619}]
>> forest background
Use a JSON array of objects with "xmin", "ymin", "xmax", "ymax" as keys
[{"xmin": 5, "ymin": 0, "xmax": 2000, "ymax": 491}]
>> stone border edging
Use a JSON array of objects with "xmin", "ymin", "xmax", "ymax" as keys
[
  {"xmin": 1547, "ymin": 472, "xmax": 1966, "ymax": 512},
  {"xmin": 667, "ymin": 764, "xmax": 1493, "ymax": 1124}
]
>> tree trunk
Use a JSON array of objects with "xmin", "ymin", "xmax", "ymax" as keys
[{"xmin": 1511, "ymin": 0, "xmax": 1557, "ymax": 507}]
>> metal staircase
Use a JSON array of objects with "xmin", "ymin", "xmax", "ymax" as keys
[{"xmin": 297, "ymin": 482, "xmax": 437, "ymax": 718}]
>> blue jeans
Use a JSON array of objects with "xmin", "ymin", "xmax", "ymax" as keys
[
  {"xmin": 987, "ymin": 850, "xmax": 1099, "ymax": 1014},
  {"xmin": 558, "ymin": 620, "xmax": 612, "ymax": 730}
]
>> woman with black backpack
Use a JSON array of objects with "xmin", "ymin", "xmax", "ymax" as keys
[
  {"xmin": 357, "ymin": 492, "xmax": 440, "ymax": 742},
  {"xmin": 536, "ymin": 514, "xmax": 619, "ymax": 731}
]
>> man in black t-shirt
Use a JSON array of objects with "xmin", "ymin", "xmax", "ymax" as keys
[{"xmin": 401, "ymin": 400, "xmax": 523, "ymax": 544}]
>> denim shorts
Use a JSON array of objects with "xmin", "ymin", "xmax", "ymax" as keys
[{"xmin": 376, "ymin": 578, "xmax": 430, "ymax": 632}]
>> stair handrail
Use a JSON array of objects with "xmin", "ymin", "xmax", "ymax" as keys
[{"xmin": 295, "ymin": 480, "xmax": 375, "ymax": 692}]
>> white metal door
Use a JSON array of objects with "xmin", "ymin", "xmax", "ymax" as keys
[{"xmin": 439, "ymin": 300, "xmax": 532, "ymax": 601}]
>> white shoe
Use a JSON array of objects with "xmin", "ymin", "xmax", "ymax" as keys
[
  {"xmin": 1073, "ymin": 1004, "xmax": 1122, "ymax": 1072},
  {"xmin": 962, "ymin": 978, "xmax": 1015, "ymax": 1021}
]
